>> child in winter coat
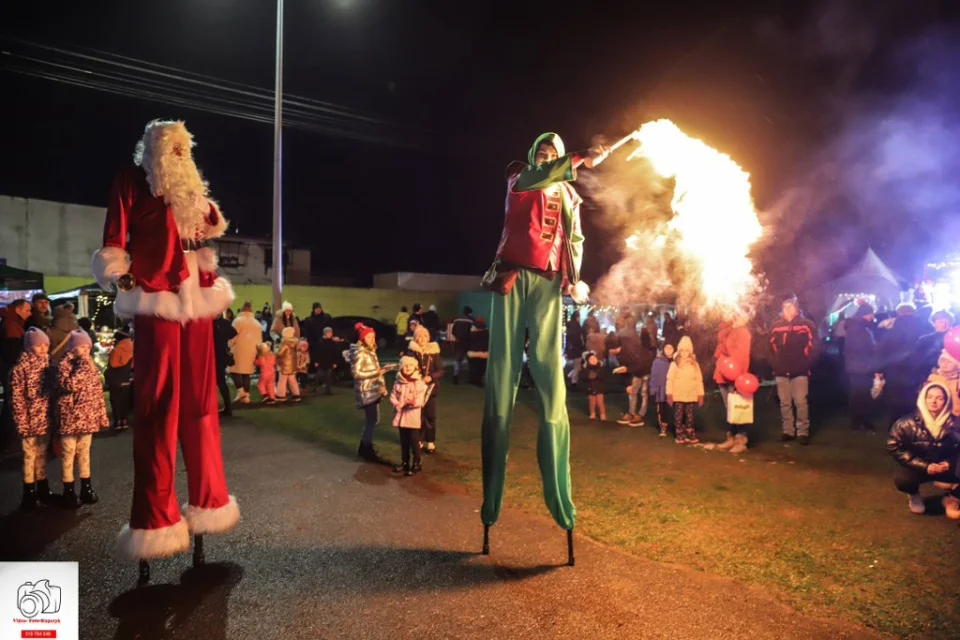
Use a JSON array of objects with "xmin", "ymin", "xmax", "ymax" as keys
[
  {"xmin": 345, "ymin": 323, "xmax": 389, "ymax": 462},
  {"xmin": 649, "ymin": 344, "xmax": 674, "ymax": 437},
  {"xmin": 11, "ymin": 328, "xmax": 55, "ymax": 510},
  {"xmin": 104, "ymin": 327, "xmax": 133, "ymax": 430},
  {"xmin": 407, "ymin": 325, "xmax": 444, "ymax": 453},
  {"xmin": 296, "ymin": 338, "xmax": 311, "ymax": 390},
  {"xmin": 582, "ymin": 351, "xmax": 607, "ymax": 421},
  {"xmin": 57, "ymin": 330, "xmax": 109, "ymax": 508},
  {"xmin": 317, "ymin": 327, "xmax": 343, "ymax": 395},
  {"xmin": 275, "ymin": 327, "xmax": 302, "ymax": 403},
  {"xmin": 255, "ymin": 342, "xmax": 277, "ymax": 404},
  {"xmin": 666, "ymin": 336, "xmax": 704, "ymax": 444},
  {"xmin": 390, "ymin": 356, "xmax": 429, "ymax": 476}
]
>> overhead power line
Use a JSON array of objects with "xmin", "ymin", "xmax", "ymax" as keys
[{"xmin": 0, "ymin": 37, "xmax": 426, "ymax": 150}]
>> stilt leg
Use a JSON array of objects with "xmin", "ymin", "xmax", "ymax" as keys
[
  {"xmin": 138, "ymin": 561, "xmax": 150, "ymax": 585},
  {"xmin": 567, "ymin": 529, "xmax": 575, "ymax": 567},
  {"xmin": 193, "ymin": 535, "xmax": 205, "ymax": 567},
  {"xmin": 482, "ymin": 525, "xmax": 490, "ymax": 555}
]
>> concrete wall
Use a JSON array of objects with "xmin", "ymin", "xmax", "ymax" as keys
[
  {"xmin": 230, "ymin": 284, "xmax": 461, "ymax": 325},
  {"xmin": 44, "ymin": 276, "xmax": 94, "ymax": 295},
  {"xmin": 0, "ymin": 196, "xmax": 105, "ymax": 277},
  {"xmin": 373, "ymin": 272, "xmax": 482, "ymax": 292}
]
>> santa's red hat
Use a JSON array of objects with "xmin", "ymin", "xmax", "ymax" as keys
[{"xmin": 355, "ymin": 323, "xmax": 375, "ymax": 342}]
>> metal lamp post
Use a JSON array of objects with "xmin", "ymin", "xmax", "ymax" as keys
[{"xmin": 271, "ymin": 0, "xmax": 284, "ymax": 311}]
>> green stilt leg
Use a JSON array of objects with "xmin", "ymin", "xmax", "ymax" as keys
[{"xmin": 481, "ymin": 269, "xmax": 576, "ymax": 533}]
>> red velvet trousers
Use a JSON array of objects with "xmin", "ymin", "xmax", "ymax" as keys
[{"xmin": 131, "ymin": 316, "xmax": 230, "ymax": 531}]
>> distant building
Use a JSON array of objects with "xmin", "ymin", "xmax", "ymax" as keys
[
  {"xmin": 0, "ymin": 195, "xmax": 311, "ymax": 287},
  {"xmin": 213, "ymin": 235, "xmax": 310, "ymax": 286}
]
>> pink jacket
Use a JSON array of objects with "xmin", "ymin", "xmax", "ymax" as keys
[{"xmin": 390, "ymin": 375, "xmax": 428, "ymax": 429}]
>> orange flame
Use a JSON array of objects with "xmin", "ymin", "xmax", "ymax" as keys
[{"xmin": 624, "ymin": 119, "xmax": 762, "ymax": 316}]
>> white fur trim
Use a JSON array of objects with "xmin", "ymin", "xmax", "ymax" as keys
[
  {"xmin": 205, "ymin": 199, "xmax": 229, "ymax": 240},
  {"xmin": 113, "ymin": 251, "xmax": 235, "ymax": 322},
  {"xmin": 408, "ymin": 339, "xmax": 440, "ymax": 355},
  {"xmin": 182, "ymin": 495, "xmax": 239, "ymax": 535},
  {"xmin": 116, "ymin": 519, "xmax": 190, "ymax": 561},
  {"xmin": 195, "ymin": 246, "xmax": 218, "ymax": 273},
  {"xmin": 92, "ymin": 246, "xmax": 130, "ymax": 291}
]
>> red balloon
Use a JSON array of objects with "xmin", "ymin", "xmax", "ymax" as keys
[
  {"xmin": 718, "ymin": 356, "xmax": 743, "ymax": 382},
  {"xmin": 945, "ymin": 327, "xmax": 960, "ymax": 362},
  {"xmin": 735, "ymin": 373, "xmax": 760, "ymax": 395}
]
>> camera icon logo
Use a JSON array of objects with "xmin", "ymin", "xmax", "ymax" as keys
[{"xmin": 17, "ymin": 580, "xmax": 61, "ymax": 619}]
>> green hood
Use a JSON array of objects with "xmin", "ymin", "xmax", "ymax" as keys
[{"xmin": 528, "ymin": 132, "xmax": 565, "ymax": 165}]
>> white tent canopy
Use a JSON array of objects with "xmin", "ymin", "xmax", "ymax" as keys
[{"xmin": 821, "ymin": 248, "xmax": 903, "ymax": 314}]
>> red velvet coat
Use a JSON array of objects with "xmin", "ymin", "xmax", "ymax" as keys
[
  {"xmin": 104, "ymin": 166, "xmax": 221, "ymax": 293},
  {"xmin": 93, "ymin": 166, "xmax": 234, "ymax": 321}
]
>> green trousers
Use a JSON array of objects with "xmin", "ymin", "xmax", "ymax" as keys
[{"xmin": 481, "ymin": 269, "xmax": 576, "ymax": 531}]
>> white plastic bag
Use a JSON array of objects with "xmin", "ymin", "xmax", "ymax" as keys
[{"xmin": 726, "ymin": 390, "xmax": 754, "ymax": 424}]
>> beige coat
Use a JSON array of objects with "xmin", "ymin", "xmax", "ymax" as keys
[
  {"xmin": 230, "ymin": 311, "xmax": 262, "ymax": 375},
  {"xmin": 270, "ymin": 312, "xmax": 300, "ymax": 340},
  {"xmin": 667, "ymin": 338, "xmax": 704, "ymax": 403}
]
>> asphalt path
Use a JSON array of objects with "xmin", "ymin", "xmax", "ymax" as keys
[{"xmin": 0, "ymin": 419, "xmax": 883, "ymax": 639}]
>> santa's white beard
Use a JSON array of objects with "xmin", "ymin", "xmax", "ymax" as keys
[{"xmin": 141, "ymin": 151, "xmax": 210, "ymax": 240}]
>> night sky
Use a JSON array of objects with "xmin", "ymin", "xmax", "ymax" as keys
[{"xmin": 2, "ymin": 0, "xmax": 959, "ymax": 291}]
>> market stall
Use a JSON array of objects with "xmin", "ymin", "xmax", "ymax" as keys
[
  {"xmin": 0, "ymin": 264, "xmax": 44, "ymax": 306},
  {"xmin": 811, "ymin": 248, "xmax": 905, "ymax": 324},
  {"xmin": 48, "ymin": 283, "xmax": 117, "ymax": 328}
]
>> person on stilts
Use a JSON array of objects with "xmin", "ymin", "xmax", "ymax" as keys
[
  {"xmin": 93, "ymin": 120, "xmax": 239, "ymax": 583},
  {"xmin": 479, "ymin": 132, "xmax": 608, "ymax": 565}
]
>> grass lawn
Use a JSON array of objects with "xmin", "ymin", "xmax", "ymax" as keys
[{"xmin": 235, "ymin": 378, "xmax": 960, "ymax": 638}]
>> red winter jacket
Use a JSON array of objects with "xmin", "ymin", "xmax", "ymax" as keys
[{"xmin": 713, "ymin": 324, "xmax": 751, "ymax": 384}]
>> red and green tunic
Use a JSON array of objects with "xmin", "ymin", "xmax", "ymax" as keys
[{"xmin": 495, "ymin": 151, "xmax": 585, "ymax": 285}]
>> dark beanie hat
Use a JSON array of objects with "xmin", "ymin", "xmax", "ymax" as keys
[{"xmin": 313, "ymin": 302, "xmax": 322, "ymax": 311}]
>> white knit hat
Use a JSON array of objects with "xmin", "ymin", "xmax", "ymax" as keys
[{"xmin": 399, "ymin": 356, "xmax": 421, "ymax": 377}]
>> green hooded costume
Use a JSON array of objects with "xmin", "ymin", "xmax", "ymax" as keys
[{"xmin": 481, "ymin": 132, "xmax": 583, "ymax": 537}]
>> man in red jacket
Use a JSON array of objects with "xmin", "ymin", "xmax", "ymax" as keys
[
  {"xmin": 480, "ymin": 132, "xmax": 607, "ymax": 560},
  {"xmin": 93, "ymin": 120, "xmax": 238, "ymax": 571},
  {"xmin": 769, "ymin": 293, "xmax": 819, "ymax": 445}
]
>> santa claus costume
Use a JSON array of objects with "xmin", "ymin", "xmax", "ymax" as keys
[{"xmin": 93, "ymin": 120, "xmax": 239, "ymax": 575}]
